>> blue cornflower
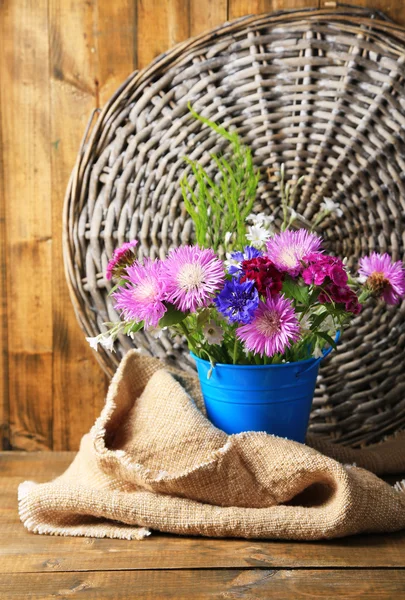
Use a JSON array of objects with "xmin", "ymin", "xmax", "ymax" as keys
[
  {"xmin": 225, "ymin": 246, "xmax": 263, "ymax": 276},
  {"xmin": 214, "ymin": 278, "xmax": 259, "ymax": 324}
]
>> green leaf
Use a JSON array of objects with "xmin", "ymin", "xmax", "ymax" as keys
[
  {"xmin": 159, "ymin": 304, "xmax": 188, "ymax": 328},
  {"xmin": 108, "ymin": 279, "xmax": 127, "ymax": 296},
  {"xmin": 307, "ymin": 288, "xmax": 320, "ymax": 304},
  {"xmin": 196, "ymin": 309, "xmax": 211, "ymax": 329},
  {"xmin": 282, "ymin": 279, "xmax": 309, "ymax": 304},
  {"xmin": 316, "ymin": 331, "xmax": 337, "ymax": 350},
  {"xmin": 124, "ymin": 321, "xmax": 144, "ymax": 334},
  {"xmin": 310, "ymin": 311, "xmax": 329, "ymax": 331}
]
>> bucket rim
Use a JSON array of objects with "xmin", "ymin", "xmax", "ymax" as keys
[{"xmin": 190, "ymin": 351, "xmax": 318, "ymax": 370}]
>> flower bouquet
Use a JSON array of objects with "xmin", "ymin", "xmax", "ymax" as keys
[{"xmin": 87, "ymin": 109, "xmax": 405, "ymax": 442}]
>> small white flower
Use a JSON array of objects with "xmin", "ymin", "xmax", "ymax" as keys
[
  {"xmin": 86, "ymin": 336, "xmax": 100, "ymax": 351},
  {"xmin": 320, "ymin": 315, "xmax": 336, "ymax": 334},
  {"xmin": 321, "ymin": 198, "xmax": 343, "ymax": 217},
  {"xmin": 100, "ymin": 335, "xmax": 115, "ymax": 352},
  {"xmin": 246, "ymin": 224, "xmax": 271, "ymax": 249},
  {"xmin": 246, "ymin": 212, "xmax": 275, "ymax": 227},
  {"xmin": 358, "ymin": 274, "xmax": 367, "ymax": 284},
  {"xmin": 313, "ymin": 345, "xmax": 323, "ymax": 359},
  {"xmin": 203, "ymin": 321, "xmax": 224, "ymax": 346},
  {"xmin": 148, "ymin": 326, "xmax": 164, "ymax": 339},
  {"xmin": 246, "ymin": 213, "xmax": 259, "ymax": 224}
]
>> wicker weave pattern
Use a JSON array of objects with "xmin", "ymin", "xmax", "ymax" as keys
[{"xmin": 64, "ymin": 8, "xmax": 405, "ymax": 446}]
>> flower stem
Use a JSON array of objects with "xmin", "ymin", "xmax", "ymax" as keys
[
  {"xmin": 358, "ymin": 289, "xmax": 371, "ymax": 304},
  {"xmin": 233, "ymin": 337, "xmax": 238, "ymax": 364},
  {"xmin": 179, "ymin": 321, "xmax": 198, "ymax": 354}
]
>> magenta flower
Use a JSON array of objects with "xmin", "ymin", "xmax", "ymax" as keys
[
  {"xmin": 237, "ymin": 294, "xmax": 300, "ymax": 357},
  {"xmin": 106, "ymin": 240, "xmax": 138, "ymax": 280},
  {"xmin": 162, "ymin": 246, "xmax": 225, "ymax": 312},
  {"xmin": 266, "ymin": 230, "xmax": 322, "ymax": 276},
  {"xmin": 113, "ymin": 258, "xmax": 167, "ymax": 328},
  {"xmin": 318, "ymin": 284, "xmax": 362, "ymax": 315},
  {"xmin": 358, "ymin": 253, "xmax": 405, "ymax": 305},
  {"xmin": 303, "ymin": 253, "xmax": 348, "ymax": 287}
]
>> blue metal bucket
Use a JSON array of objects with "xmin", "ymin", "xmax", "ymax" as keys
[{"xmin": 192, "ymin": 334, "xmax": 339, "ymax": 443}]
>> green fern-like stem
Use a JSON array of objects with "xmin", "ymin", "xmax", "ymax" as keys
[{"xmin": 181, "ymin": 104, "xmax": 259, "ymax": 252}]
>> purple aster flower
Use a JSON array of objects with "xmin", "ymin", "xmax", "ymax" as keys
[
  {"xmin": 113, "ymin": 258, "xmax": 167, "ymax": 328},
  {"xmin": 162, "ymin": 246, "xmax": 225, "ymax": 312},
  {"xmin": 106, "ymin": 240, "xmax": 138, "ymax": 280},
  {"xmin": 358, "ymin": 253, "xmax": 405, "ymax": 305},
  {"xmin": 225, "ymin": 246, "xmax": 263, "ymax": 276},
  {"xmin": 214, "ymin": 278, "xmax": 259, "ymax": 324},
  {"xmin": 237, "ymin": 294, "xmax": 300, "ymax": 357},
  {"xmin": 266, "ymin": 229, "xmax": 322, "ymax": 276}
]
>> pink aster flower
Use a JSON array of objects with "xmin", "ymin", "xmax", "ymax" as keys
[
  {"xmin": 237, "ymin": 294, "xmax": 300, "ymax": 357},
  {"xmin": 113, "ymin": 258, "xmax": 167, "ymax": 328},
  {"xmin": 162, "ymin": 246, "xmax": 225, "ymax": 312},
  {"xmin": 106, "ymin": 240, "xmax": 138, "ymax": 280},
  {"xmin": 358, "ymin": 253, "xmax": 405, "ymax": 305},
  {"xmin": 266, "ymin": 230, "xmax": 322, "ymax": 276}
]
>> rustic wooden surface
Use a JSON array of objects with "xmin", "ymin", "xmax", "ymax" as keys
[
  {"xmin": 1, "ymin": 0, "xmax": 405, "ymax": 451},
  {"xmin": 1, "ymin": 453, "xmax": 404, "ymax": 599}
]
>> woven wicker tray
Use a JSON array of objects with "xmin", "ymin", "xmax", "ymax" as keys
[{"xmin": 63, "ymin": 7, "xmax": 405, "ymax": 446}]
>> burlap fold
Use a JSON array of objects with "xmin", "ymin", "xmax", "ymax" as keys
[{"xmin": 19, "ymin": 351, "xmax": 405, "ymax": 540}]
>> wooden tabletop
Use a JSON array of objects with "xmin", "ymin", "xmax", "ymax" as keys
[{"xmin": 1, "ymin": 452, "xmax": 405, "ymax": 599}]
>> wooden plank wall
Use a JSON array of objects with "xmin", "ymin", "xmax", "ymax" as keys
[{"xmin": 1, "ymin": 0, "xmax": 405, "ymax": 451}]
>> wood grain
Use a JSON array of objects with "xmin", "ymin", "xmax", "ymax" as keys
[
  {"xmin": 1, "ymin": 569, "xmax": 405, "ymax": 599},
  {"xmin": 1, "ymin": 453, "xmax": 405, "ymax": 574},
  {"xmin": 0, "ymin": 0, "xmax": 53, "ymax": 451},
  {"xmin": 97, "ymin": 1, "xmax": 137, "ymax": 106},
  {"xmin": 319, "ymin": 1, "xmax": 405, "ymax": 27},
  {"xmin": 49, "ymin": 0, "xmax": 111, "ymax": 451},
  {"xmin": 3, "ymin": 518, "xmax": 405, "ymax": 573},
  {"xmin": 228, "ymin": 0, "xmax": 319, "ymax": 20},
  {"xmin": 0, "ymin": 12, "xmax": 9, "ymax": 451},
  {"xmin": 137, "ymin": 0, "xmax": 191, "ymax": 70},
  {"xmin": 189, "ymin": 0, "xmax": 228, "ymax": 37}
]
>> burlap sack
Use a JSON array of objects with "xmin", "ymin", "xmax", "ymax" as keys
[{"xmin": 19, "ymin": 351, "xmax": 405, "ymax": 540}]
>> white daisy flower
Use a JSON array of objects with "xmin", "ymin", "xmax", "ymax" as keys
[
  {"xmin": 246, "ymin": 224, "xmax": 272, "ymax": 249},
  {"xmin": 203, "ymin": 321, "xmax": 224, "ymax": 346}
]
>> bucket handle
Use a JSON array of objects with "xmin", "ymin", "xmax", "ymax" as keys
[{"xmin": 296, "ymin": 331, "xmax": 341, "ymax": 379}]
